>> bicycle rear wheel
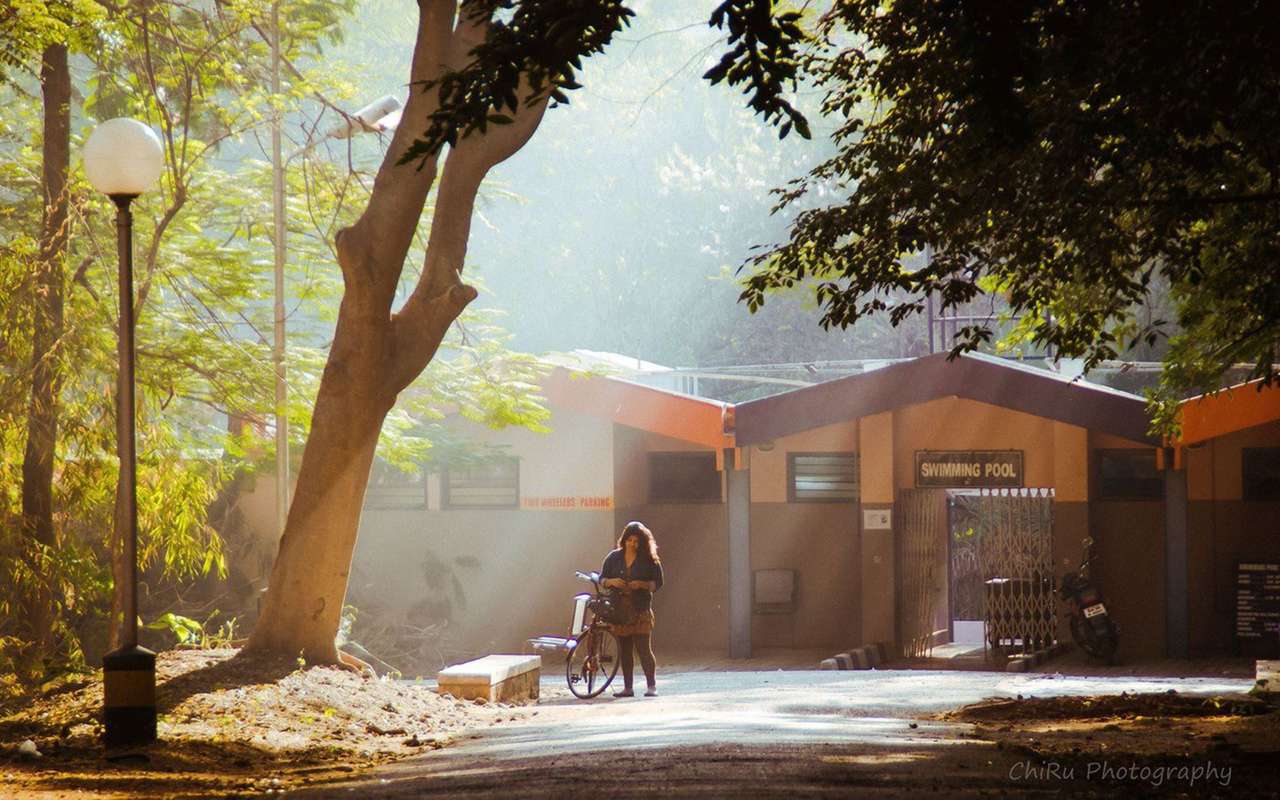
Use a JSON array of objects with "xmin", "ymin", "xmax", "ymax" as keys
[{"xmin": 566, "ymin": 627, "xmax": 619, "ymax": 699}]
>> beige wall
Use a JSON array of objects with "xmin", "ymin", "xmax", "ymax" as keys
[
  {"xmin": 1182, "ymin": 421, "xmax": 1280, "ymax": 654},
  {"xmin": 750, "ymin": 419, "xmax": 859, "ymax": 503},
  {"xmin": 612, "ymin": 423, "xmax": 728, "ymax": 652},
  {"xmin": 892, "ymin": 397, "xmax": 1059, "ymax": 491},
  {"xmin": 1086, "ymin": 430, "xmax": 1165, "ymax": 659},
  {"xmin": 1091, "ymin": 501, "xmax": 1167, "ymax": 659},
  {"xmin": 349, "ymin": 405, "xmax": 619, "ymax": 664},
  {"xmin": 1187, "ymin": 420, "xmax": 1280, "ymax": 502},
  {"xmin": 615, "ymin": 503, "xmax": 729, "ymax": 653},
  {"xmin": 749, "ymin": 504, "xmax": 860, "ymax": 650},
  {"xmin": 352, "ymin": 508, "xmax": 614, "ymax": 662},
  {"xmin": 426, "ymin": 406, "xmax": 614, "ymax": 506}
]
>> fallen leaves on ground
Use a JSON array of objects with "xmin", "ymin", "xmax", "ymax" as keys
[{"xmin": 0, "ymin": 648, "xmax": 530, "ymax": 798}]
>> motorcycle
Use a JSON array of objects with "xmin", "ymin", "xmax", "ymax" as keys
[{"xmin": 1060, "ymin": 536, "xmax": 1120, "ymax": 663}]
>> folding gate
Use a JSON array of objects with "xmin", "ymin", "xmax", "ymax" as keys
[
  {"xmin": 896, "ymin": 489, "xmax": 947, "ymax": 658},
  {"xmin": 975, "ymin": 488, "xmax": 1056, "ymax": 655},
  {"xmin": 897, "ymin": 487, "xmax": 1056, "ymax": 659}
]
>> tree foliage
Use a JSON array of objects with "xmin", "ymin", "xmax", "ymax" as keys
[
  {"xmin": 3, "ymin": 0, "xmax": 566, "ymax": 678},
  {"xmin": 406, "ymin": 0, "xmax": 811, "ymax": 163},
  {"xmin": 741, "ymin": 0, "xmax": 1280, "ymax": 429}
]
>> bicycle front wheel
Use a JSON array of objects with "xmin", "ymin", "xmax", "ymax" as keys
[{"xmin": 566, "ymin": 627, "xmax": 619, "ymax": 699}]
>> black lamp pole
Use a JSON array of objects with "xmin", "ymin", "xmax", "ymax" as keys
[{"xmin": 102, "ymin": 193, "xmax": 157, "ymax": 747}]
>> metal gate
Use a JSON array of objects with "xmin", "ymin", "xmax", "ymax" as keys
[
  {"xmin": 896, "ymin": 489, "xmax": 948, "ymax": 658},
  {"xmin": 975, "ymin": 488, "xmax": 1056, "ymax": 655}
]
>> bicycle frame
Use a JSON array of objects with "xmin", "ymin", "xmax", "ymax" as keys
[{"xmin": 565, "ymin": 571, "xmax": 620, "ymax": 698}]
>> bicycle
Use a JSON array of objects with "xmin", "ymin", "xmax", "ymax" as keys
[
  {"xmin": 564, "ymin": 570, "xmax": 621, "ymax": 699},
  {"xmin": 528, "ymin": 570, "xmax": 622, "ymax": 699}
]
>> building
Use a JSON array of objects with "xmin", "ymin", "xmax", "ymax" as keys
[{"xmin": 348, "ymin": 352, "xmax": 1280, "ymax": 663}]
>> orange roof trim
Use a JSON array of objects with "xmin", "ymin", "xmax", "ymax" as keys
[
  {"xmin": 543, "ymin": 368, "xmax": 734, "ymax": 451},
  {"xmin": 1178, "ymin": 379, "xmax": 1280, "ymax": 445}
]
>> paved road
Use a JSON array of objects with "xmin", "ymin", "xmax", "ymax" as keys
[{"xmin": 291, "ymin": 670, "xmax": 1257, "ymax": 798}]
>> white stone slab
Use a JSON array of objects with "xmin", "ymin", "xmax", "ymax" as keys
[{"xmin": 438, "ymin": 654, "xmax": 541, "ymax": 687}]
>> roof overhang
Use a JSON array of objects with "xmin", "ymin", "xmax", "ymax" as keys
[
  {"xmin": 1178, "ymin": 379, "xmax": 1280, "ymax": 446},
  {"xmin": 542, "ymin": 368, "xmax": 734, "ymax": 450},
  {"xmin": 733, "ymin": 352, "xmax": 1157, "ymax": 446}
]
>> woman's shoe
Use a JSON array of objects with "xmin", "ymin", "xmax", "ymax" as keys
[
  {"xmin": 644, "ymin": 686, "xmax": 658, "ymax": 697},
  {"xmin": 613, "ymin": 688, "xmax": 634, "ymax": 698}
]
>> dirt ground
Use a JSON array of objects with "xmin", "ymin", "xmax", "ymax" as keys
[
  {"xmin": 0, "ymin": 648, "xmax": 531, "ymax": 798},
  {"xmin": 4, "ymin": 652, "xmax": 1278, "ymax": 798},
  {"xmin": 934, "ymin": 690, "xmax": 1280, "ymax": 797}
]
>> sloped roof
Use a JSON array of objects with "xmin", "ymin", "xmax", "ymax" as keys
[
  {"xmin": 542, "ymin": 367, "xmax": 733, "ymax": 450},
  {"xmin": 732, "ymin": 352, "xmax": 1157, "ymax": 446},
  {"xmin": 1179, "ymin": 379, "xmax": 1280, "ymax": 445}
]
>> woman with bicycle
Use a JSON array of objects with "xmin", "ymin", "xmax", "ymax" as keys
[{"xmin": 600, "ymin": 521, "xmax": 664, "ymax": 697}]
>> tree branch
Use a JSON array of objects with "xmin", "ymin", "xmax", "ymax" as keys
[
  {"xmin": 334, "ymin": 0, "xmax": 456, "ymax": 311},
  {"xmin": 385, "ymin": 81, "xmax": 550, "ymax": 396}
]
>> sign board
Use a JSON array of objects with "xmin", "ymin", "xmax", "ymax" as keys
[
  {"xmin": 520, "ymin": 496, "xmax": 614, "ymax": 510},
  {"xmin": 862, "ymin": 508, "xmax": 892, "ymax": 530},
  {"xmin": 915, "ymin": 450, "xmax": 1024, "ymax": 488},
  {"xmin": 1235, "ymin": 561, "xmax": 1280, "ymax": 644}
]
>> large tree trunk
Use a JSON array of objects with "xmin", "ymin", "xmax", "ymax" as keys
[
  {"xmin": 19, "ymin": 42, "xmax": 71, "ymax": 677},
  {"xmin": 245, "ymin": 0, "xmax": 547, "ymax": 662},
  {"xmin": 246, "ymin": 309, "xmax": 397, "ymax": 661}
]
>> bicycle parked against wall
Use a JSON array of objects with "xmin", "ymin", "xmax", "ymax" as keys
[{"xmin": 528, "ymin": 570, "xmax": 621, "ymax": 699}]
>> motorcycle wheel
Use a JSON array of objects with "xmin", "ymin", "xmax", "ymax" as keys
[{"xmin": 1070, "ymin": 615, "xmax": 1119, "ymax": 663}]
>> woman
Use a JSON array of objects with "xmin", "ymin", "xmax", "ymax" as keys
[{"xmin": 600, "ymin": 521, "xmax": 664, "ymax": 697}]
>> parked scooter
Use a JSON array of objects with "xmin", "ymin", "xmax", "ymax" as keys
[{"xmin": 1060, "ymin": 537, "xmax": 1120, "ymax": 663}]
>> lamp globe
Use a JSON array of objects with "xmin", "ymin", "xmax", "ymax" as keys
[{"xmin": 83, "ymin": 118, "xmax": 164, "ymax": 197}]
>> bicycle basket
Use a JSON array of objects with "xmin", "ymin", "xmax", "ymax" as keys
[{"xmin": 591, "ymin": 595, "xmax": 625, "ymax": 625}]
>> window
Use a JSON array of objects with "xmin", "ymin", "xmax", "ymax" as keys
[
  {"xmin": 789, "ymin": 452, "xmax": 859, "ymax": 503},
  {"xmin": 1243, "ymin": 448, "xmax": 1280, "ymax": 501},
  {"xmin": 1097, "ymin": 449, "xmax": 1163, "ymax": 500},
  {"xmin": 365, "ymin": 460, "xmax": 426, "ymax": 509},
  {"xmin": 649, "ymin": 452, "xmax": 721, "ymax": 503},
  {"xmin": 443, "ymin": 458, "xmax": 519, "ymax": 509}
]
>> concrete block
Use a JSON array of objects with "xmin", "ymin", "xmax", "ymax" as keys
[
  {"xmin": 873, "ymin": 642, "xmax": 889, "ymax": 663},
  {"xmin": 437, "ymin": 654, "xmax": 541, "ymax": 702},
  {"xmin": 835, "ymin": 652, "xmax": 854, "ymax": 670},
  {"xmin": 864, "ymin": 645, "xmax": 882, "ymax": 668},
  {"xmin": 852, "ymin": 648, "xmax": 871, "ymax": 670},
  {"xmin": 819, "ymin": 658, "xmax": 839, "ymax": 670},
  {"xmin": 1006, "ymin": 658, "xmax": 1029, "ymax": 673}
]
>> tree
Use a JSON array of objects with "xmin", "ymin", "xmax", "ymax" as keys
[
  {"xmin": 741, "ymin": 1, "xmax": 1280, "ymax": 430},
  {"xmin": 1, "ymin": 0, "xmax": 106, "ymax": 680},
  {"xmin": 2, "ymin": 0, "xmax": 334, "ymax": 677},
  {"xmin": 247, "ymin": 0, "xmax": 811, "ymax": 661}
]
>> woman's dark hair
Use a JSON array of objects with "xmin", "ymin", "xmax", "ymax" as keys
[{"xmin": 617, "ymin": 521, "xmax": 660, "ymax": 564}]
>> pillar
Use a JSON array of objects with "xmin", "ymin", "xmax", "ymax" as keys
[
  {"xmin": 1165, "ymin": 457, "xmax": 1190, "ymax": 658},
  {"xmin": 726, "ymin": 448, "xmax": 752, "ymax": 658},
  {"xmin": 859, "ymin": 412, "xmax": 895, "ymax": 646}
]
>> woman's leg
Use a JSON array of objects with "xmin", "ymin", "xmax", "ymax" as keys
[
  {"xmin": 616, "ymin": 634, "xmax": 635, "ymax": 690},
  {"xmin": 635, "ymin": 633, "xmax": 656, "ymax": 688}
]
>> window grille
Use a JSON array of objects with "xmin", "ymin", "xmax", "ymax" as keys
[
  {"xmin": 365, "ymin": 460, "xmax": 426, "ymax": 509},
  {"xmin": 444, "ymin": 458, "xmax": 520, "ymax": 509},
  {"xmin": 789, "ymin": 452, "xmax": 859, "ymax": 502}
]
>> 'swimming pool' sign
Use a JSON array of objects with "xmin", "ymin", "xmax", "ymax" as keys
[{"xmin": 915, "ymin": 450, "xmax": 1024, "ymax": 488}]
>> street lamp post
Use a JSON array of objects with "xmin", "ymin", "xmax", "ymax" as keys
[{"xmin": 83, "ymin": 118, "xmax": 165, "ymax": 747}]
